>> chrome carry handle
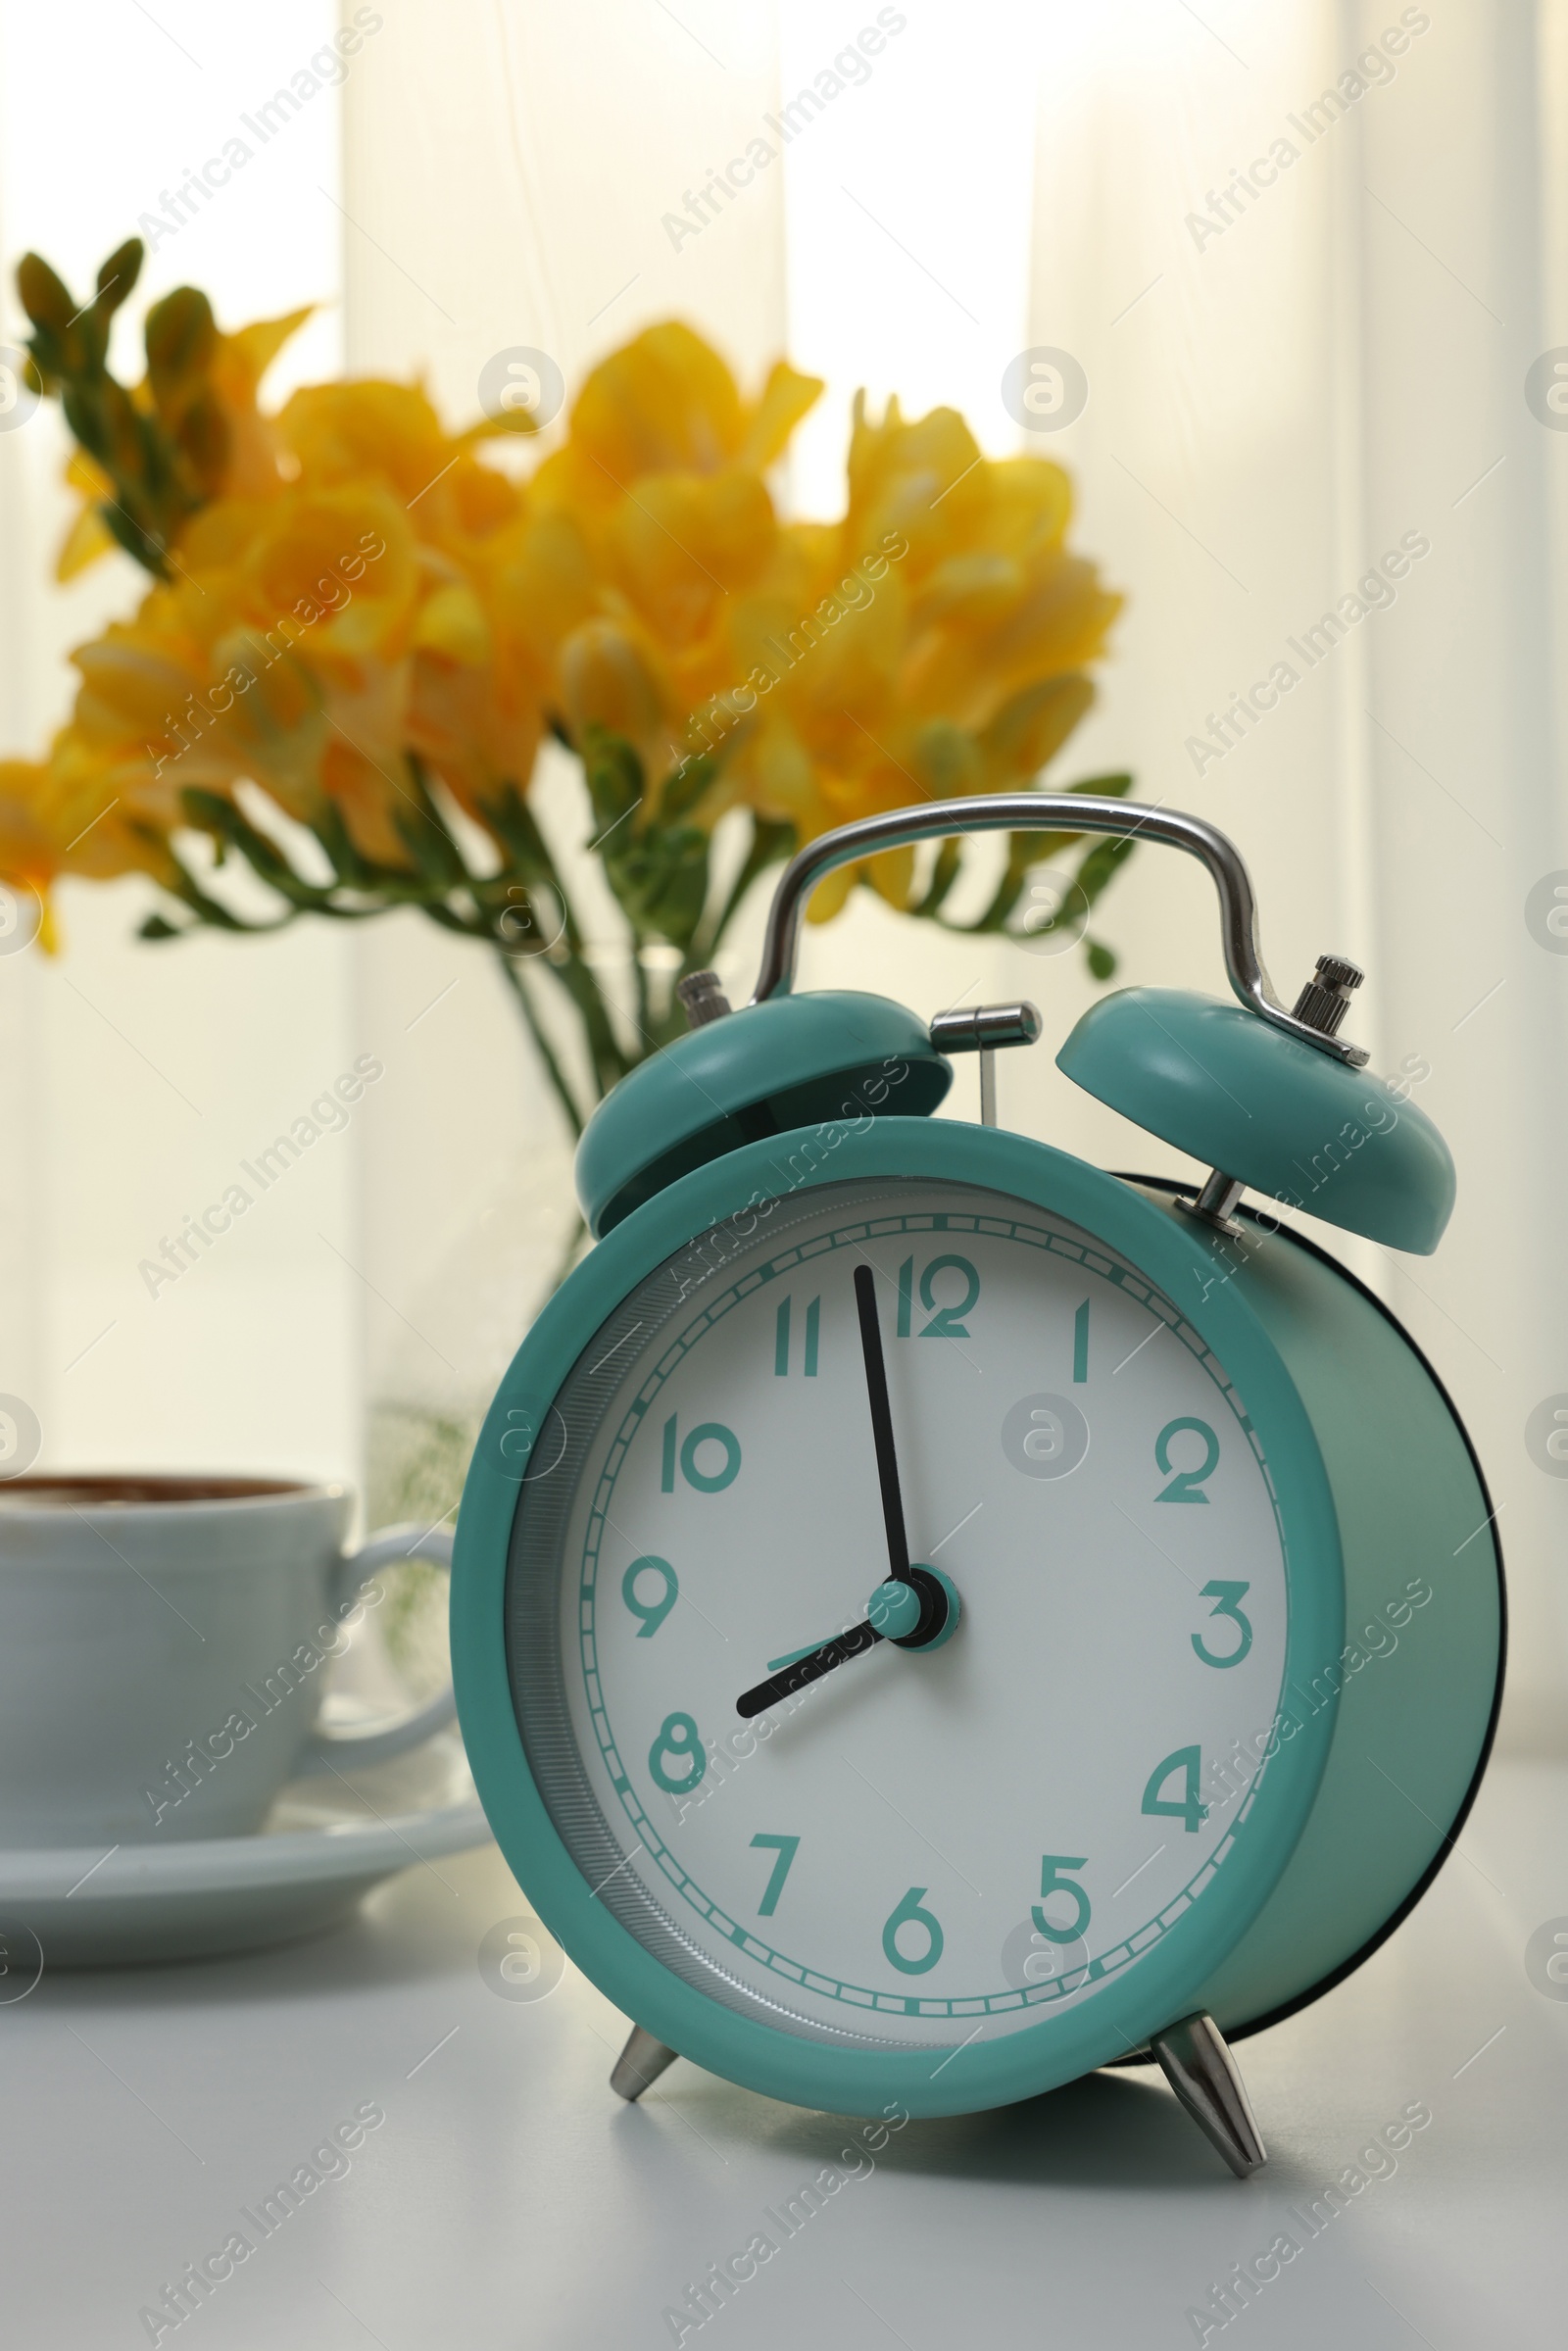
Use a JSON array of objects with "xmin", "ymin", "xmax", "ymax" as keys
[{"xmin": 750, "ymin": 793, "xmax": 1367, "ymax": 1068}]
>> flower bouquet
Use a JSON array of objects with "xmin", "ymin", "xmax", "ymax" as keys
[{"xmin": 1, "ymin": 235, "xmax": 1133, "ymax": 1154}]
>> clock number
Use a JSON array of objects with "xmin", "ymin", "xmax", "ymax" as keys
[
  {"xmin": 661, "ymin": 1413, "xmax": 742, "ymax": 1494},
  {"xmin": 621, "ymin": 1555, "xmax": 678, "ymax": 1639},
  {"xmin": 648, "ymin": 1711, "xmax": 707, "ymax": 1794},
  {"xmin": 749, "ymin": 1832, "xmax": 801, "ymax": 1916},
  {"xmin": 896, "ymin": 1253, "xmax": 981, "ymax": 1340},
  {"xmin": 882, "ymin": 1886, "xmax": 945, "ymax": 1975},
  {"xmin": 1153, "ymin": 1416, "xmax": 1219, "ymax": 1503},
  {"xmin": 1192, "ymin": 1580, "xmax": 1252, "ymax": 1667},
  {"xmin": 1142, "ymin": 1745, "xmax": 1208, "ymax": 1835},
  {"xmin": 1032, "ymin": 1853, "xmax": 1092, "ymax": 1943},
  {"xmin": 774, "ymin": 1296, "xmax": 819, "ymax": 1377}
]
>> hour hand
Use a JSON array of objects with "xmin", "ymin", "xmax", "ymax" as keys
[
  {"xmin": 736, "ymin": 1620, "xmax": 883, "ymax": 1719},
  {"xmin": 735, "ymin": 1573, "xmax": 957, "ymax": 1720}
]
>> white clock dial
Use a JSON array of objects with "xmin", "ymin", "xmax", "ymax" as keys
[{"xmin": 507, "ymin": 1180, "xmax": 1288, "ymax": 2049}]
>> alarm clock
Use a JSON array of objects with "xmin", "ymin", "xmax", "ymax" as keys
[{"xmin": 451, "ymin": 793, "xmax": 1503, "ymax": 2176}]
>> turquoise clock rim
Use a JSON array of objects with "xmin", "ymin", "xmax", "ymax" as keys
[{"xmin": 452, "ymin": 1119, "xmax": 1345, "ymax": 2118}]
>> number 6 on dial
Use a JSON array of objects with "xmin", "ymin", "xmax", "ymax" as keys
[{"xmin": 882, "ymin": 1886, "xmax": 944, "ymax": 1975}]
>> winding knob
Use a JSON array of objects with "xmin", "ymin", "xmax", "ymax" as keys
[
  {"xmin": 1291, "ymin": 953, "xmax": 1363, "ymax": 1040},
  {"xmin": 675, "ymin": 969, "xmax": 732, "ymax": 1028}
]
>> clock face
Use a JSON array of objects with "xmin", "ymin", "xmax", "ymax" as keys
[{"xmin": 506, "ymin": 1178, "xmax": 1290, "ymax": 2053}]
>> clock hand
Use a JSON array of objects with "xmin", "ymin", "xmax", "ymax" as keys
[
  {"xmin": 737, "ymin": 1619, "xmax": 884, "ymax": 1719},
  {"xmin": 763, "ymin": 1578, "xmax": 929, "ymax": 1673},
  {"xmin": 850, "ymin": 1260, "xmax": 958, "ymax": 1647},
  {"xmin": 737, "ymin": 1575, "xmax": 957, "ymax": 1720},
  {"xmin": 766, "ymin": 1635, "xmax": 852, "ymax": 1673},
  {"xmin": 737, "ymin": 1265, "xmax": 961, "ymax": 1719},
  {"xmin": 738, "ymin": 1582, "xmax": 919, "ymax": 1717},
  {"xmin": 854, "ymin": 1262, "xmax": 912, "ymax": 1584}
]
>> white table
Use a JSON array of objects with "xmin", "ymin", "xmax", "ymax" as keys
[{"xmin": 13, "ymin": 1754, "xmax": 1565, "ymax": 2348}]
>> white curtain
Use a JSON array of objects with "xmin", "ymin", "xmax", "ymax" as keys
[
  {"xmin": 0, "ymin": 0, "xmax": 358, "ymax": 1487},
  {"xmin": 0, "ymin": 0, "xmax": 1562, "ymax": 1736},
  {"xmin": 1015, "ymin": 1, "xmax": 1568, "ymax": 1749}
]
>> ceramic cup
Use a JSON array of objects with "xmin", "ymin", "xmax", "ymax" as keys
[{"xmin": 0, "ymin": 1476, "xmax": 455, "ymax": 1850}]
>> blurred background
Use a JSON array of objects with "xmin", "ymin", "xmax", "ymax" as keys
[{"xmin": 1, "ymin": 0, "xmax": 1564, "ymax": 1740}]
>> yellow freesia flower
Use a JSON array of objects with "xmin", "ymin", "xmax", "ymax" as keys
[
  {"xmin": 533, "ymin": 321, "xmax": 820, "ymax": 500},
  {"xmin": 697, "ymin": 391, "xmax": 1121, "ymax": 910},
  {"xmin": 519, "ymin": 325, "xmax": 821, "ymax": 759},
  {"xmin": 0, "ymin": 761, "xmax": 60, "ymax": 889},
  {"xmin": 2, "ymin": 291, "xmax": 1124, "ymax": 1004}
]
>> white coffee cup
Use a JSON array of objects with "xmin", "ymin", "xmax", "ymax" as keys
[{"xmin": 0, "ymin": 1476, "xmax": 455, "ymax": 1849}]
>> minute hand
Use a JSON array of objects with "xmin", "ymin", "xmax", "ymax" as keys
[
  {"xmin": 854, "ymin": 1261, "xmax": 912, "ymax": 1584},
  {"xmin": 735, "ymin": 1269, "xmax": 953, "ymax": 1720}
]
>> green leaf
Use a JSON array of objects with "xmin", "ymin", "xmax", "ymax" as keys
[
  {"xmin": 580, "ymin": 726, "xmax": 644, "ymax": 844},
  {"xmin": 97, "ymin": 497, "xmax": 168, "ymax": 575},
  {"xmin": 392, "ymin": 799, "xmax": 466, "ymax": 892},
  {"xmin": 312, "ymin": 803, "xmax": 376, "ymax": 891},
  {"xmin": 910, "ymin": 717, "xmax": 981, "ymax": 798},
  {"xmin": 911, "ymin": 836, "xmax": 962, "ymax": 918},
  {"xmin": 180, "ymin": 789, "xmax": 295, "ymax": 886},
  {"xmin": 658, "ymin": 751, "xmax": 717, "ymax": 824},
  {"xmin": 605, "ymin": 819, "xmax": 710, "ymax": 952},
  {"xmin": 908, "ymin": 775, "xmax": 1139, "ymax": 953},
  {"xmin": 392, "ymin": 757, "xmax": 469, "ymax": 892},
  {"xmin": 1072, "ymin": 829, "xmax": 1135, "ymax": 911},
  {"xmin": 1066, "ymin": 771, "xmax": 1134, "ymax": 803},
  {"xmin": 1085, "ymin": 939, "xmax": 1116, "ymax": 981},
  {"xmin": 475, "ymin": 784, "xmax": 557, "ymax": 890},
  {"xmin": 994, "ymin": 775, "xmax": 1137, "ymax": 932}
]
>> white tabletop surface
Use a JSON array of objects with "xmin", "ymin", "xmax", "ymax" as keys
[{"xmin": 11, "ymin": 1751, "xmax": 1565, "ymax": 2350}]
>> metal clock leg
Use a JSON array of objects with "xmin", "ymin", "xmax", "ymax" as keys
[
  {"xmin": 611, "ymin": 2025, "xmax": 679, "ymax": 2102},
  {"xmin": 1150, "ymin": 2011, "xmax": 1267, "ymax": 2178}
]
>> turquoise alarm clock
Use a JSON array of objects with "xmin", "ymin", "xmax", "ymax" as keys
[{"xmin": 451, "ymin": 794, "xmax": 1503, "ymax": 2176}]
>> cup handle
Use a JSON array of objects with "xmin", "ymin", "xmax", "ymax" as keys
[{"xmin": 299, "ymin": 1523, "xmax": 457, "ymax": 1774}]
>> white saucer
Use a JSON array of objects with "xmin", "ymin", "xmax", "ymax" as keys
[{"xmin": 0, "ymin": 1730, "xmax": 491, "ymax": 1969}]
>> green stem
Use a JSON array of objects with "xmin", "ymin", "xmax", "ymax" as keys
[
  {"xmin": 492, "ymin": 950, "xmax": 587, "ymax": 1141},
  {"xmin": 480, "ymin": 788, "xmax": 632, "ymax": 1094},
  {"xmin": 535, "ymin": 955, "xmax": 625, "ymax": 1098},
  {"xmin": 696, "ymin": 814, "xmax": 796, "ymax": 966},
  {"xmin": 632, "ymin": 936, "xmax": 653, "ymax": 1057}
]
